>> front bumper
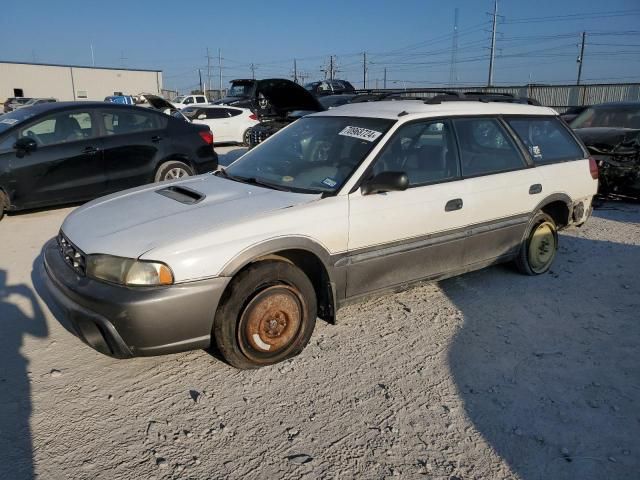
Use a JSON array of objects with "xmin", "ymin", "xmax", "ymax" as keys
[{"xmin": 42, "ymin": 238, "xmax": 230, "ymax": 358}]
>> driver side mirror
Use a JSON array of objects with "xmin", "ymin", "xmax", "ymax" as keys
[
  {"xmin": 14, "ymin": 137, "xmax": 38, "ymax": 157},
  {"xmin": 361, "ymin": 171, "xmax": 409, "ymax": 195},
  {"xmin": 197, "ymin": 114, "xmax": 207, "ymax": 120}
]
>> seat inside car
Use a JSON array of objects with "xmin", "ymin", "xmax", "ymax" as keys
[{"xmin": 54, "ymin": 116, "xmax": 83, "ymax": 143}]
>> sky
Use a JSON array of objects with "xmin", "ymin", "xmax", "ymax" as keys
[{"xmin": 1, "ymin": 0, "xmax": 640, "ymax": 93}]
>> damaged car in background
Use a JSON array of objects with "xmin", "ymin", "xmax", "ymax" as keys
[
  {"xmin": 571, "ymin": 102, "xmax": 640, "ymax": 199},
  {"xmin": 246, "ymin": 78, "xmax": 324, "ymax": 148}
]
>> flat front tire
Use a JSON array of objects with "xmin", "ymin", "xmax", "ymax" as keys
[
  {"xmin": 515, "ymin": 212, "xmax": 558, "ymax": 275},
  {"xmin": 214, "ymin": 260, "xmax": 317, "ymax": 369},
  {"xmin": 154, "ymin": 161, "xmax": 194, "ymax": 182}
]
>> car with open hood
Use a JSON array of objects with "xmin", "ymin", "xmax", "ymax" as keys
[
  {"xmin": 246, "ymin": 78, "xmax": 324, "ymax": 148},
  {"xmin": 570, "ymin": 102, "xmax": 640, "ymax": 199},
  {"xmin": 0, "ymin": 99, "xmax": 217, "ymax": 220},
  {"xmin": 42, "ymin": 94, "xmax": 597, "ymax": 369}
]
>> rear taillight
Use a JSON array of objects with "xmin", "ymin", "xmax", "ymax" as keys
[
  {"xmin": 249, "ymin": 113, "xmax": 257, "ymax": 120},
  {"xmin": 199, "ymin": 130, "xmax": 214, "ymax": 145},
  {"xmin": 588, "ymin": 156, "xmax": 599, "ymax": 180}
]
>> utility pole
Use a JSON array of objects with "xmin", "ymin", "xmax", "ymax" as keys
[
  {"xmin": 449, "ymin": 8, "xmax": 459, "ymax": 86},
  {"xmin": 206, "ymin": 47, "xmax": 212, "ymax": 95},
  {"xmin": 218, "ymin": 48, "xmax": 223, "ymax": 95},
  {"xmin": 90, "ymin": 43, "xmax": 95, "ymax": 66},
  {"xmin": 293, "ymin": 58, "xmax": 298, "ymax": 84},
  {"xmin": 488, "ymin": 0, "xmax": 498, "ymax": 86},
  {"xmin": 250, "ymin": 63, "xmax": 256, "ymax": 79},
  {"xmin": 329, "ymin": 55, "xmax": 334, "ymax": 80},
  {"xmin": 198, "ymin": 69, "xmax": 203, "ymax": 93},
  {"xmin": 577, "ymin": 31, "xmax": 586, "ymax": 85},
  {"xmin": 363, "ymin": 52, "xmax": 367, "ymax": 89},
  {"xmin": 384, "ymin": 67, "xmax": 387, "ymax": 89}
]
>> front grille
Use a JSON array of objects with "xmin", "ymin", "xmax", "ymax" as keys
[
  {"xmin": 57, "ymin": 231, "xmax": 86, "ymax": 276},
  {"xmin": 249, "ymin": 129, "xmax": 273, "ymax": 147}
]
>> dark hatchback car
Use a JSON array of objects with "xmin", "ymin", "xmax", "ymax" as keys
[{"xmin": 0, "ymin": 102, "xmax": 217, "ymax": 220}]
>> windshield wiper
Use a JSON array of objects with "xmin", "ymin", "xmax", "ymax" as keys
[{"xmin": 214, "ymin": 168, "xmax": 290, "ymax": 191}]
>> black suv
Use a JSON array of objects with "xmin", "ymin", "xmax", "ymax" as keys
[
  {"xmin": 304, "ymin": 79, "xmax": 355, "ymax": 96},
  {"xmin": 0, "ymin": 102, "xmax": 217, "ymax": 220}
]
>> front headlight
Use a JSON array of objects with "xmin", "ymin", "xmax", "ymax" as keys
[{"xmin": 86, "ymin": 254, "xmax": 174, "ymax": 286}]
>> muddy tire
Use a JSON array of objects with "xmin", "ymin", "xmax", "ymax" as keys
[
  {"xmin": 214, "ymin": 260, "xmax": 317, "ymax": 369},
  {"xmin": 0, "ymin": 191, "xmax": 6, "ymax": 222},
  {"xmin": 515, "ymin": 212, "xmax": 558, "ymax": 275},
  {"xmin": 154, "ymin": 161, "xmax": 194, "ymax": 182}
]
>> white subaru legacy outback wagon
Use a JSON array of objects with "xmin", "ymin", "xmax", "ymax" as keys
[{"xmin": 43, "ymin": 95, "xmax": 598, "ymax": 368}]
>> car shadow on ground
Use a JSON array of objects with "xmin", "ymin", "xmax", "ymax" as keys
[
  {"xmin": 0, "ymin": 268, "xmax": 48, "ymax": 480},
  {"xmin": 217, "ymin": 147, "xmax": 247, "ymax": 167},
  {"xmin": 442, "ymin": 234, "xmax": 639, "ymax": 479}
]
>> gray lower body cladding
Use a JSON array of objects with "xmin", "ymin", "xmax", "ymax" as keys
[{"xmin": 43, "ymin": 238, "xmax": 229, "ymax": 358}]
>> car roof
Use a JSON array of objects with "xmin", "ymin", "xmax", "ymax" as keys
[
  {"xmin": 590, "ymin": 101, "xmax": 640, "ymax": 108},
  {"xmin": 16, "ymin": 101, "xmax": 155, "ymax": 115},
  {"xmin": 310, "ymin": 100, "xmax": 557, "ymax": 120}
]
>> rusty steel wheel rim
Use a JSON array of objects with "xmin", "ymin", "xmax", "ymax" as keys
[
  {"xmin": 240, "ymin": 285, "xmax": 304, "ymax": 357},
  {"xmin": 528, "ymin": 221, "xmax": 556, "ymax": 273}
]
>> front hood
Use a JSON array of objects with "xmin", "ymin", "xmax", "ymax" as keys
[
  {"xmin": 574, "ymin": 127, "xmax": 640, "ymax": 155},
  {"xmin": 62, "ymin": 175, "xmax": 319, "ymax": 258},
  {"xmin": 255, "ymin": 79, "xmax": 323, "ymax": 118},
  {"xmin": 144, "ymin": 94, "xmax": 178, "ymax": 112}
]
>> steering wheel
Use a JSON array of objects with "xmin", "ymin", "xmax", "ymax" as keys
[{"xmin": 26, "ymin": 130, "xmax": 43, "ymax": 146}]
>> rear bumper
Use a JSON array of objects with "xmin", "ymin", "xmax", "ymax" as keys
[{"xmin": 42, "ymin": 238, "xmax": 230, "ymax": 358}]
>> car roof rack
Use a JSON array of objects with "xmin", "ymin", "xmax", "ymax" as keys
[{"xmin": 425, "ymin": 92, "xmax": 541, "ymax": 106}]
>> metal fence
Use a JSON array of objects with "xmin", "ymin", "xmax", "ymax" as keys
[{"xmin": 357, "ymin": 83, "xmax": 640, "ymax": 113}]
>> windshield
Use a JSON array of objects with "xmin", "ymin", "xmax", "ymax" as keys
[
  {"xmin": 571, "ymin": 105, "xmax": 640, "ymax": 129},
  {"xmin": 23, "ymin": 98, "xmax": 38, "ymax": 106},
  {"xmin": 173, "ymin": 96, "xmax": 186, "ymax": 104},
  {"xmin": 0, "ymin": 108, "xmax": 39, "ymax": 134},
  {"xmin": 224, "ymin": 116, "xmax": 394, "ymax": 194},
  {"xmin": 228, "ymin": 83, "xmax": 252, "ymax": 97}
]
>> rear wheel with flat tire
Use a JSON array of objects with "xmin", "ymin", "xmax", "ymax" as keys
[
  {"xmin": 515, "ymin": 212, "xmax": 558, "ymax": 275},
  {"xmin": 213, "ymin": 260, "xmax": 317, "ymax": 369},
  {"xmin": 154, "ymin": 161, "xmax": 194, "ymax": 182}
]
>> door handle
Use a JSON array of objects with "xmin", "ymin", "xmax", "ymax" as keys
[
  {"xmin": 445, "ymin": 198, "xmax": 463, "ymax": 212},
  {"xmin": 83, "ymin": 146, "xmax": 100, "ymax": 155},
  {"xmin": 151, "ymin": 135, "xmax": 162, "ymax": 143},
  {"xmin": 529, "ymin": 184, "xmax": 542, "ymax": 195}
]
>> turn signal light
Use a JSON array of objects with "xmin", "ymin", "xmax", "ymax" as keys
[
  {"xmin": 199, "ymin": 130, "xmax": 214, "ymax": 145},
  {"xmin": 588, "ymin": 157, "xmax": 599, "ymax": 180},
  {"xmin": 249, "ymin": 113, "xmax": 258, "ymax": 120}
]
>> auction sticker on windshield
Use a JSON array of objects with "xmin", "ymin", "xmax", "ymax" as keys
[{"xmin": 339, "ymin": 126, "xmax": 383, "ymax": 142}]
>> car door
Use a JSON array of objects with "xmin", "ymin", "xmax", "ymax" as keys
[
  {"xmin": 8, "ymin": 109, "xmax": 106, "ymax": 207},
  {"xmin": 346, "ymin": 119, "xmax": 471, "ymax": 298},
  {"xmin": 99, "ymin": 108, "xmax": 168, "ymax": 192},
  {"xmin": 203, "ymin": 108, "xmax": 232, "ymax": 142},
  {"xmin": 451, "ymin": 116, "xmax": 542, "ymax": 267},
  {"xmin": 226, "ymin": 108, "xmax": 248, "ymax": 142}
]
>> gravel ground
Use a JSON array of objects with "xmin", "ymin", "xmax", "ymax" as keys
[{"xmin": 1, "ymin": 157, "xmax": 638, "ymax": 479}]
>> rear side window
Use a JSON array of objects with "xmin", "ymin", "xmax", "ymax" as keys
[
  {"xmin": 453, "ymin": 118, "xmax": 526, "ymax": 177},
  {"xmin": 101, "ymin": 110, "xmax": 163, "ymax": 135},
  {"xmin": 196, "ymin": 96, "xmax": 206, "ymax": 103},
  {"xmin": 227, "ymin": 108, "xmax": 242, "ymax": 117},
  {"xmin": 506, "ymin": 116, "xmax": 585, "ymax": 164},
  {"xmin": 205, "ymin": 109, "xmax": 228, "ymax": 119}
]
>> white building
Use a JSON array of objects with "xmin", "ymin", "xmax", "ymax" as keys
[{"xmin": 0, "ymin": 61, "xmax": 163, "ymax": 102}]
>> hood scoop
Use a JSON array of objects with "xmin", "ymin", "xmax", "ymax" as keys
[{"xmin": 156, "ymin": 185, "xmax": 205, "ymax": 205}]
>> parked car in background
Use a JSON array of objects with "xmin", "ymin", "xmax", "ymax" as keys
[
  {"xmin": 247, "ymin": 78, "xmax": 324, "ymax": 148},
  {"xmin": 0, "ymin": 101, "xmax": 217, "ymax": 220},
  {"xmin": 317, "ymin": 94, "xmax": 357, "ymax": 109},
  {"xmin": 172, "ymin": 94, "xmax": 209, "ymax": 109},
  {"xmin": 181, "ymin": 105, "xmax": 259, "ymax": 145},
  {"xmin": 41, "ymin": 97, "xmax": 597, "ymax": 368},
  {"xmin": 15, "ymin": 98, "xmax": 58, "ymax": 109},
  {"xmin": 3, "ymin": 97, "xmax": 33, "ymax": 113},
  {"xmin": 105, "ymin": 95, "xmax": 135, "ymax": 105},
  {"xmin": 571, "ymin": 102, "xmax": 640, "ymax": 199},
  {"xmin": 213, "ymin": 79, "xmax": 257, "ymax": 108},
  {"xmin": 560, "ymin": 105, "xmax": 589, "ymax": 124},
  {"xmin": 304, "ymin": 79, "xmax": 355, "ymax": 96}
]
